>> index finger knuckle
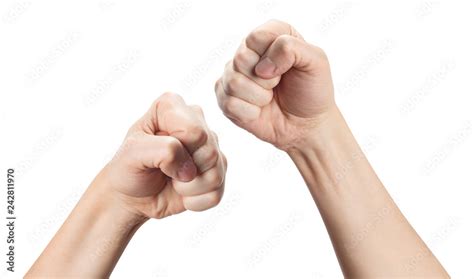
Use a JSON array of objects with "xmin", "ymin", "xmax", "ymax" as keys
[
  {"xmin": 274, "ymin": 35, "xmax": 296, "ymax": 55},
  {"xmin": 184, "ymin": 124, "xmax": 208, "ymax": 147},
  {"xmin": 162, "ymin": 136, "xmax": 182, "ymax": 161},
  {"xmin": 224, "ymin": 74, "xmax": 244, "ymax": 93}
]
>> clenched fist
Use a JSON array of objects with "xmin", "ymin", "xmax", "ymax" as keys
[
  {"xmin": 105, "ymin": 92, "xmax": 227, "ymax": 219},
  {"xmin": 215, "ymin": 19, "xmax": 335, "ymax": 150}
]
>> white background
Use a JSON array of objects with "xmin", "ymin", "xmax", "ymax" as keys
[{"xmin": 1, "ymin": 1, "xmax": 473, "ymax": 278}]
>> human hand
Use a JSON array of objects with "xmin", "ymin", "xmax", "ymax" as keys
[
  {"xmin": 103, "ymin": 92, "xmax": 226, "ymax": 220},
  {"xmin": 215, "ymin": 19, "xmax": 335, "ymax": 151}
]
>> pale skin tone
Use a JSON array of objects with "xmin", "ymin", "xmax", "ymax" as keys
[
  {"xmin": 215, "ymin": 20, "xmax": 449, "ymax": 277},
  {"xmin": 27, "ymin": 20, "xmax": 448, "ymax": 278},
  {"xmin": 26, "ymin": 93, "xmax": 227, "ymax": 278}
]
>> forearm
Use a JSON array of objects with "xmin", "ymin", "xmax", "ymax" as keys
[
  {"xmin": 26, "ymin": 168, "xmax": 148, "ymax": 278},
  {"xmin": 288, "ymin": 107, "xmax": 448, "ymax": 278}
]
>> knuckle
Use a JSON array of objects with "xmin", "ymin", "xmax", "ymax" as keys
[
  {"xmin": 221, "ymin": 98, "xmax": 254, "ymax": 124},
  {"xmin": 275, "ymin": 35, "xmax": 295, "ymax": 54},
  {"xmin": 208, "ymin": 191, "xmax": 223, "ymax": 207},
  {"xmin": 190, "ymin": 105, "xmax": 204, "ymax": 115},
  {"xmin": 117, "ymin": 133, "xmax": 143, "ymax": 164},
  {"xmin": 225, "ymin": 75, "xmax": 243, "ymax": 93},
  {"xmin": 185, "ymin": 125, "xmax": 208, "ymax": 146},
  {"xmin": 159, "ymin": 92, "xmax": 182, "ymax": 103},
  {"xmin": 221, "ymin": 97, "xmax": 233, "ymax": 116},
  {"xmin": 163, "ymin": 137, "xmax": 182, "ymax": 160},
  {"xmin": 208, "ymin": 168, "xmax": 224, "ymax": 187},
  {"xmin": 122, "ymin": 134, "xmax": 140, "ymax": 152},
  {"xmin": 149, "ymin": 98, "xmax": 163, "ymax": 117},
  {"xmin": 151, "ymin": 98, "xmax": 161, "ymax": 109},
  {"xmin": 312, "ymin": 45, "xmax": 328, "ymax": 61},
  {"xmin": 221, "ymin": 152, "xmax": 227, "ymax": 169},
  {"xmin": 214, "ymin": 78, "xmax": 222, "ymax": 93},
  {"xmin": 182, "ymin": 197, "xmax": 197, "ymax": 211},
  {"xmin": 126, "ymin": 120, "xmax": 142, "ymax": 136},
  {"xmin": 245, "ymin": 31, "xmax": 260, "ymax": 48},
  {"xmin": 246, "ymin": 29, "xmax": 273, "ymax": 48},
  {"xmin": 233, "ymin": 51, "xmax": 248, "ymax": 71},
  {"xmin": 204, "ymin": 147, "xmax": 220, "ymax": 167},
  {"xmin": 266, "ymin": 19, "xmax": 297, "ymax": 36}
]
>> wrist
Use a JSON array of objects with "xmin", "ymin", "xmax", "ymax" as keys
[
  {"xmin": 286, "ymin": 105, "xmax": 347, "ymax": 155},
  {"xmin": 286, "ymin": 106, "xmax": 363, "ymax": 193},
  {"xmin": 26, "ymin": 168, "xmax": 150, "ymax": 278},
  {"xmin": 90, "ymin": 168, "xmax": 149, "ymax": 229}
]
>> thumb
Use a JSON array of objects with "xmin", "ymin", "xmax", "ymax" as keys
[
  {"xmin": 122, "ymin": 133, "xmax": 197, "ymax": 182},
  {"xmin": 254, "ymin": 35, "xmax": 326, "ymax": 79}
]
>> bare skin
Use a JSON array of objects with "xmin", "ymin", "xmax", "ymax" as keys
[
  {"xmin": 215, "ymin": 19, "xmax": 449, "ymax": 278},
  {"xmin": 26, "ymin": 20, "xmax": 448, "ymax": 278},
  {"xmin": 26, "ymin": 93, "xmax": 227, "ymax": 278}
]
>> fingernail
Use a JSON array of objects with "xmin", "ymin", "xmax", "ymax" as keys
[
  {"xmin": 255, "ymin": 57, "xmax": 276, "ymax": 77},
  {"xmin": 178, "ymin": 159, "xmax": 196, "ymax": 181}
]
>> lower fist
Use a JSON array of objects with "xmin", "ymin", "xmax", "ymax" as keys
[{"xmin": 104, "ymin": 92, "xmax": 226, "ymax": 219}]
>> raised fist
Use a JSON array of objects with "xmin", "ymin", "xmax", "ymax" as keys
[{"xmin": 215, "ymin": 19, "xmax": 335, "ymax": 150}]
